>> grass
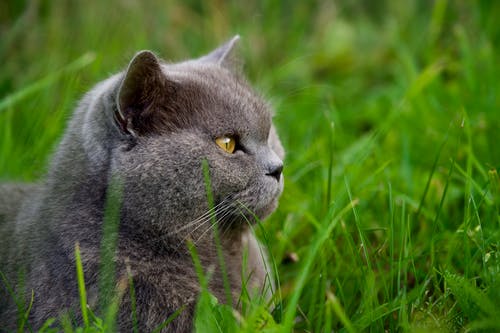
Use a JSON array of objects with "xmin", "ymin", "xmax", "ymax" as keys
[{"xmin": 1, "ymin": 0, "xmax": 499, "ymax": 331}]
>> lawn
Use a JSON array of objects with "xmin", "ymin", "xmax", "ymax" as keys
[{"xmin": 1, "ymin": 0, "xmax": 499, "ymax": 331}]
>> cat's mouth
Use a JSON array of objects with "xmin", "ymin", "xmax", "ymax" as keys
[
  {"xmin": 214, "ymin": 178, "xmax": 283, "ymax": 226},
  {"xmin": 255, "ymin": 180, "xmax": 283, "ymax": 219}
]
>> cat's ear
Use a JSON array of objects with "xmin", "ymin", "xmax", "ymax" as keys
[
  {"xmin": 115, "ymin": 50, "xmax": 170, "ymax": 136},
  {"xmin": 197, "ymin": 35, "xmax": 241, "ymax": 70}
]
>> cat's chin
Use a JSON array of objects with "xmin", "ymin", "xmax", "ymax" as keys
[
  {"xmin": 251, "ymin": 184, "xmax": 283, "ymax": 222},
  {"xmin": 255, "ymin": 197, "xmax": 280, "ymax": 220}
]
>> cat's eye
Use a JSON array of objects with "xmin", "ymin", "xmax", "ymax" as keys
[{"xmin": 215, "ymin": 136, "xmax": 236, "ymax": 154}]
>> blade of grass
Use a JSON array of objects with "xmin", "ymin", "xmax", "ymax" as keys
[
  {"xmin": 0, "ymin": 270, "xmax": 26, "ymax": 329},
  {"xmin": 18, "ymin": 289, "xmax": 34, "ymax": 333},
  {"xmin": 126, "ymin": 262, "xmax": 139, "ymax": 333},
  {"xmin": 74, "ymin": 242, "xmax": 89, "ymax": 328},
  {"xmin": 0, "ymin": 52, "xmax": 96, "ymax": 113},
  {"xmin": 99, "ymin": 174, "xmax": 123, "ymax": 314},
  {"xmin": 344, "ymin": 176, "xmax": 372, "ymax": 271},
  {"xmin": 415, "ymin": 134, "xmax": 448, "ymax": 221},
  {"xmin": 201, "ymin": 159, "xmax": 233, "ymax": 306},
  {"xmin": 188, "ymin": 240, "xmax": 225, "ymax": 333},
  {"xmin": 151, "ymin": 305, "xmax": 186, "ymax": 333},
  {"xmin": 103, "ymin": 277, "xmax": 127, "ymax": 332},
  {"xmin": 327, "ymin": 290, "xmax": 356, "ymax": 333},
  {"xmin": 282, "ymin": 199, "xmax": 358, "ymax": 331}
]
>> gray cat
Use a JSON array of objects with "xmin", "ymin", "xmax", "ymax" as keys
[{"xmin": 0, "ymin": 36, "xmax": 284, "ymax": 331}]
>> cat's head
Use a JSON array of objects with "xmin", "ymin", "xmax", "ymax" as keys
[{"xmin": 109, "ymin": 37, "xmax": 284, "ymax": 238}]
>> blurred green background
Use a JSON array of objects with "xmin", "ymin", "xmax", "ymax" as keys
[{"xmin": 1, "ymin": 0, "xmax": 499, "ymax": 331}]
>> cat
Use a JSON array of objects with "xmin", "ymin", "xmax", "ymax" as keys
[{"xmin": 0, "ymin": 36, "xmax": 284, "ymax": 331}]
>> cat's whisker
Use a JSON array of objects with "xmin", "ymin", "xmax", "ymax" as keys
[
  {"xmin": 186, "ymin": 202, "xmax": 234, "ymax": 236},
  {"xmin": 192, "ymin": 203, "xmax": 236, "ymax": 245},
  {"xmin": 173, "ymin": 201, "xmax": 235, "ymax": 253},
  {"xmin": 166, "ymin": 200, "xmax": 229, "ymax": 236},
  {"xmin": 192, "ymin": 224, "xmax": 214, "ymax": 246},
  {"xmin": 219, "ymin": 216, "xmax": 234, "ymax": 240},
  {"xmin": 186, "ymin": 200, "xmax": 227, "ymax": 224},
  {"xmin": 233, "ymin": 200, "xmax": 258, "ymax": 225}
]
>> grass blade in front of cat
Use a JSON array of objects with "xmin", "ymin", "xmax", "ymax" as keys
[
  {"xmin": 125, "ymin": 262, "xmax": 139, "ymax": 333},
  {"xmin": 17, "ymin": 290, "xmax": 35, "ymax": 333},
  {"xmin": 189, "ymin": 240, "xmax": 236, "ymax": 333},
  {"xmin": 99, "ymin": 174, "xmax": 124, "ymax": 331},
  {"xmin": 74, "ymin": 242, "xmax": 89, "ymax": 328},
  {"xmin": 201, "ymin": 159, "xmax": 233, "ymax": 305},
  {"xmin": 0, "ymin": 269, "xmax": 33, "ymax": 332},
  {"xmin": 151, "ymin": 305, "xmax": 186, "ymax": 333}
]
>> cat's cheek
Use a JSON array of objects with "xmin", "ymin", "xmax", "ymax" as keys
[{"xmin": 208, "ymin": 156, "xmax": 255, "ymax": 193}]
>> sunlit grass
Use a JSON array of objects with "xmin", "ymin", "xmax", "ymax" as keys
[{"xmin": 1, "ymin": 0, "xmax": 499, "ymax": 331}]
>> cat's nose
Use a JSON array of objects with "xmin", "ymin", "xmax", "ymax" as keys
[{"xmin": 266, "ymin": 163, "xmax": 283, "ymax": 182}]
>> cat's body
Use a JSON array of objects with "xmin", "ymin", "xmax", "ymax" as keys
[{"xmin": 0, "ymin": 37, "xmax": 284, "ymax": 331}]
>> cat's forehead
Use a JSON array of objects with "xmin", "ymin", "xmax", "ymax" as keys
[{"xmin": 160, "ymin": 62, "xmax": 271, "ymax": 139}]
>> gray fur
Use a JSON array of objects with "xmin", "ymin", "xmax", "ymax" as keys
[{"xmin": 0, "ymin": 37, "xmax": 284, "ymax": 331}]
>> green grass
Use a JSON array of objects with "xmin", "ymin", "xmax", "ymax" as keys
[{"xmin": 1, "ymin": 0, "xmax": 500, "ymax": 331}]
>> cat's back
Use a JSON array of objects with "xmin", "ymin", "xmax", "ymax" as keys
[
  {"xmin": 0, "ymin": 182, "xmax": 38, "ymax": 226},
  {"xmin": 0, "ymin": 182, "xmax": 38, "ymax": 316},
  {"xmin": 0, "ymin": 182, "xmax": 39, "ymax": 261}
]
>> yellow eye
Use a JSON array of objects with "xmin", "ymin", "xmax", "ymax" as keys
[{"xmin": 215, "ymin": 136, "xmax": 236, "ymax": 154}]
